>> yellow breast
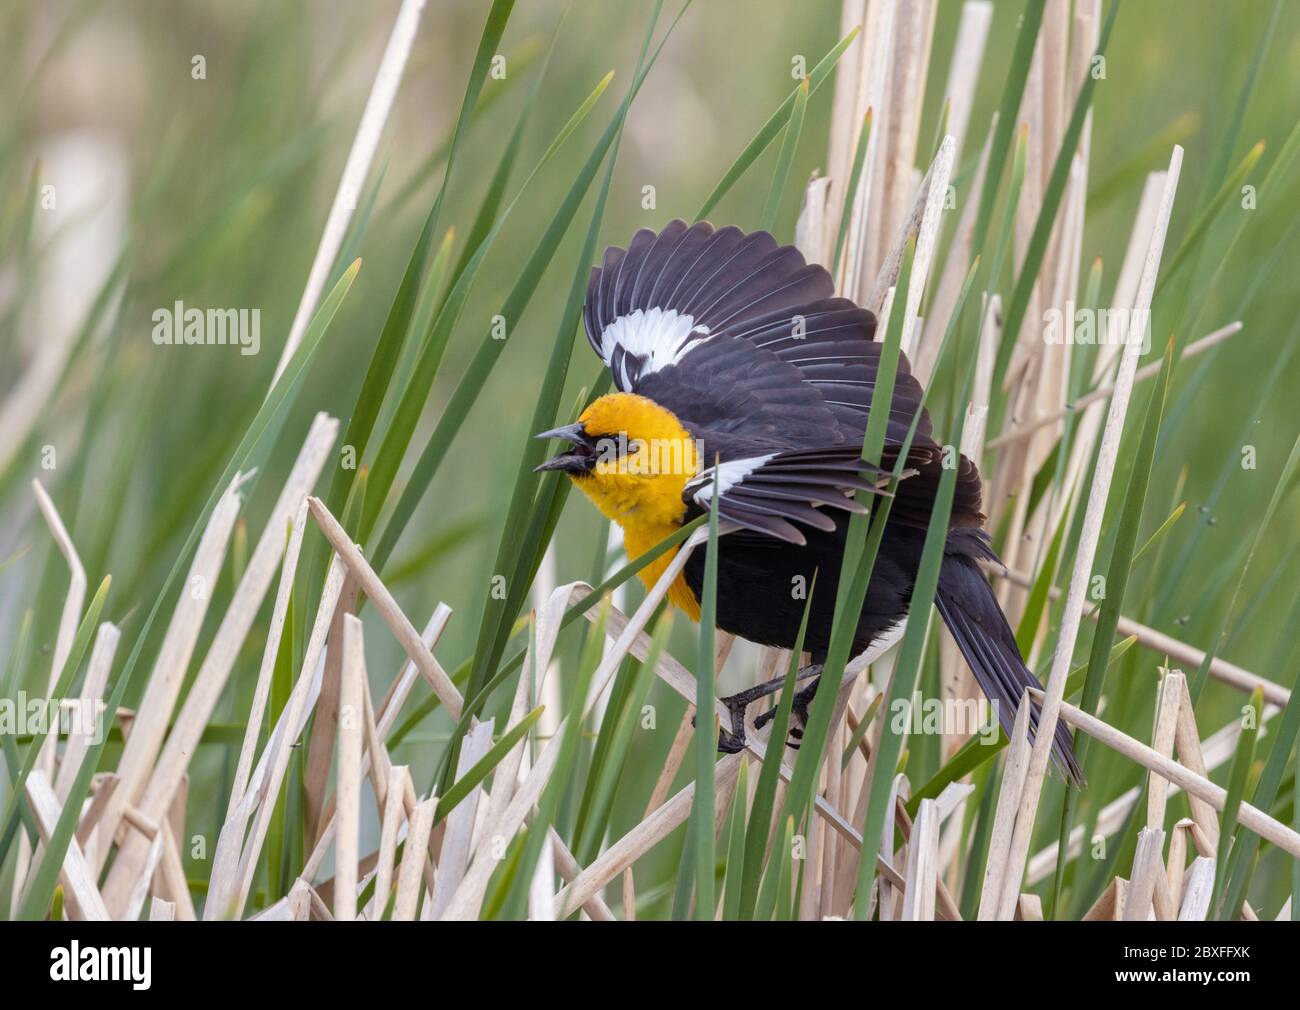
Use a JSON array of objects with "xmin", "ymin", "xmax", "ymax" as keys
[{"xmin": 622, "ymin": 525, "xmax": 701, "ymax": 623}]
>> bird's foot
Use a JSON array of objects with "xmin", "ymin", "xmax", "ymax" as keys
[
  {"xmin": 696, "ymin": 664, "xmax": 823, "ymax": 754},
  {"xmin": 753, "ymin": 667, "xmax": 821, "ymax": 749},
  {"xmin": 694, "ymin": 692, "xmax": 751, "ymax": 753}
]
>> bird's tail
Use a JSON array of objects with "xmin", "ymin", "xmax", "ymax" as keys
[{"xmin": 935, "ymin": 552, "xmax": 1085, "ymax": 787}]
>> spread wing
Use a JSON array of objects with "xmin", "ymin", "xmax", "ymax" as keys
[
  {"xmin": 582, "ymin": 219, "xmax": 983, "ymax": 544},
  {"xmin": 681, "ymin": 445, "xmax": 890, "ymax": 546}
]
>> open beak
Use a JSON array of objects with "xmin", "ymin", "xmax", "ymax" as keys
[{"xmin": 533, "ymin": 422, "xmax": 597, "ymax": 475}]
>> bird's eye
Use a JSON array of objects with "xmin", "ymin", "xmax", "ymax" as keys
[
  {"xmin": 592, "ymin": 435, "xmax": 622, "ymax": 463},
  {"xmin": 592, "ymin": 433, "xmax": 643, "ymax": 461}
]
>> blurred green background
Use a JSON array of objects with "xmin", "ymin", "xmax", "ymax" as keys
[{"xmin": 1, "ymin": 0, "xmax": 1298, "ymax": 916}]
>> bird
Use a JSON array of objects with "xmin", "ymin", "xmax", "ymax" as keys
[{"xmin": 535, "ymin": 218, "xmax": 1082, "ymax": 785}]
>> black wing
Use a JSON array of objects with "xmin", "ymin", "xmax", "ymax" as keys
[
  {"xmin": 683, "ymin": 444, "xmax": 895, "ymax": 546},
  {"xmin": 582, "ymin": 219, "xmax": 981, "ymax": 540}
]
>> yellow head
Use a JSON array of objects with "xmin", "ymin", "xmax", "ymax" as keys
[
  {"xmin": 535, "ymin": 392, "xmax": 700, "ymax": 527},
  {"xmin": 534, "ymin": 392, "xmax": 704, "ymax": 618}
]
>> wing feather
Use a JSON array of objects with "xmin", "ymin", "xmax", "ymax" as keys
[{"xmin": 582, "ymin": 220, "xmax": 985, "ymax": 540}]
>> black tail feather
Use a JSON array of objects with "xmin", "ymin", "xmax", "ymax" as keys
[{"xmin": 935, "ymin": 553, "xmax": 1085, "ymax": 787}]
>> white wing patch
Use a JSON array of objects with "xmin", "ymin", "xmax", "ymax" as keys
[
  {"xmin": 686, "ymin": 455, "xmax": 776, "ymax": 507},
  {"xmin": 600, "ymin": 307, "xmax": 711, "ymax": 388}
]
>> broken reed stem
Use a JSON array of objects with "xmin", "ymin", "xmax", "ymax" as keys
[
  {"xmin": 990, "ymin": 145, "xmax": 1184, "ymax": 921},
  {"xmin": 304, "ymin": 495, "xmax": 614, "ymax": 922},
  {"xmin": 100, "ymin": 413, "xmax": 337, "ymax": 914},
  {"xmin": 1036, "ymin": 690, "xmax": 1300, "ymax": 859},
  {"xmin": 999, "ymin": 563, "xmax": 1290, "ymax": 707},
  {"xmin": 985, "ymin": 321, "xmax": 1242, "ymax": 450},
  {"xmin": 270, "ymin": 0, "xmax": 427, "ymax": 387},
  {"xmin": 334, "ymin": 614, "xmax": 367, "ymax": 921}
]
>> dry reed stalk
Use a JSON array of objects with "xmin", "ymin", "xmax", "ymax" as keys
[
  {"xmin": 1050, "ymin": 171, "xmax": 1163, "ymax": 515},
  {"xmin": 1167, "ymin": 819, "xmax": 1192, "ymax": 907},
  {"xmin": 878, "ymin": 0, "xmax": 936, "ymax": 263},
  {"xmin": 154, "ymin": 822, "xmax": 195, "ymax": 921},
  {"xmin": 1124, "ymin": 826, "xmax": 1166, "ymax": 921},
  {"xmin": 796, "ymin": 175, "xmax": 833, "ymax": 265},
  {"xmin": 1037, "ymin": 690, "xmax": 1300, "ymax": 858},
  {"xmin": 856, "ymin": 4, "xmax": 900, "ymax": 289},
  {"xmin": 101, "ymin": 413, "xmax": 337, "ymax": 912},
  {"xmin": 75, "ymin": 774, "xmax": 119, "ymax": 867},
  {"xmin": 31, "ymin": 480, "xmax": 87, "ymax": 701},
  {"xmin": 939, "ymin": 2, "xmax": 992, "ymax": 165},
  {"xmin": 307, "ymin": 497, "xmax": 462, "ymax": 716},
  {"xmin": 333, "ymin": 614, "xmax": 367, "ymax": 921},
  {"xmin": 204, "ymin": 555, "xmax": 348, "ymax": 920},
  {"xmin": 556, "ymin": 754, "xmax": 745, "ymax": 917},
  {"xmin": 1177, "ymin": 857, "xmax": 1216, "ymax": 920},
  {"xmin": 393, "ymin": 796, "xmax": 437, "ymax": 921},
  {"xmin": 1170, "ymin": 676, "xmax": 1224, "ymax": 847},
  {"xmin": 872, "ymin": 777, "xmax": 908, "ymax": 919},
  {"xmin": 1008, "ymin": 157, "xmax": 1086, "ymax": 625},
  {"xmin": 30, "ymin": 480, "xmax": 88, "ymax": 788},
  {"xmin": 622, "ymin": 705, "xmax": 696, "ymax": 913},
  {"xmin": 1016, "ymin": 894, "xmax": 1043, "ymax": 921},
  {"xmin": 24, "ymin": 769, "xmax": 109, "ymax": 920},
  {"xmin": 977, "ymin": 695, "xmax": 1033, "ymax": 919},
  {"xmin": 303, "ymin": 502, "xmax": 613, "ymax": 921},
  {"xmin": 369, "ymin": 764, "xmax": 411, "ymax": 917},
  {"xmin": 916, "ymin": 122, "xmax": 992, "ymax": 381},
  {"xmin": 359, "ymin": 672, "xmax": 397, "ymax": 812},
  {"xmin": 53, "ymin": 622, "xmax": 119, "ymax": 800},
  {"xmin": 304, "ymin": 574, "xmax": 358, "ymax": 839},
  {"xmin": 1000, "ymin": 565, "xmax": 1290, "ymax": 706},
  {"xmin": 901, "ymin": 797, "xmax": 939, "ymax": 920},
  {"xmin": 826, "ymin": 0, "xmax": 868, "ymax": 225},
  {"xmin": 529, "ymin": 831, "xmax": 556, "ymax": 921},
  {"xmin": 985, "ymin": 321, "xmax": 1242, "ymax": 449},
  {"xmin": 270, "ymin": 0, "xmax": 427, "ymax": 386},
  {"xmin": 1082, "ymin": 877, "xmax": 1123, "ymax": 920},
  {"xmin": 1147, "ymin": 672, "xmax": 1184, "ymax": 832},
  {"xmin": 988, "ymin": 148, "xmax": 1184, "ymax": 919},
  {"xmin": 1152, "ymin": 848, "xmax": 1178, "ymax": 921},
  {"xmin": 1026, "ymin": 702, "xmax": 1265, "ymax": 884},
  {"xmin": 228, "ymin": 497, "xmax": 310, "ymax": 816},
  {"xmin": 427, "ymin": 720, "xmax": 495, "ymax": 918},
  {"xmin": 837, "ymin": 3, "xmax": 894, "ymax": 299},
  {"xmin": 819, "ymin": 720, "xmax": 845, "ymax": 919},
  {"xmin": 95, "ymin": 471, "xmax": 246, "ymax": 878},
  {"xmin": 249, "ymin": 879, "xmax": 313, "ymax": 922},
  {"xmin": 149, "ymin": 897, "xmax": 174, "ymax": 922},
  {"xmin": 302, "ymin": 605, "xmax": 450, "ymax": 873},
  {"xmin": 875, "ymin": 138, "xmax": 956, "ymax": 364},
  {"xmin": 121, "ymin": 829, "xmax": 163, "ymax": 923}
]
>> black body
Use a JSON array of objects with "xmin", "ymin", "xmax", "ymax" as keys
[
  {"xmin": 681, "ymin": 517, "xmax": 923, "ymax": 663},
  {"xmin": 567, "ymin": 219, "xmax": 1083, "ymax": 785}
]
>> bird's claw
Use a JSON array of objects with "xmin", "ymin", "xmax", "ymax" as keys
[
  {"xmin": 752, "ymin": 677, "xmax": 816, "ymax": 750},
  {"xmin": 712, "ymin": 666, "xmax": 821, "ymax": 752},
  {"xmin": 693, "ymin": 696, "xmax": 751, "ymax": 754}
]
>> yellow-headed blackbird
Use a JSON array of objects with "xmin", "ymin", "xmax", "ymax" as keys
[{"xmin": 536, "ymin": 219, "xmax": 1081, "ymax": 784}]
